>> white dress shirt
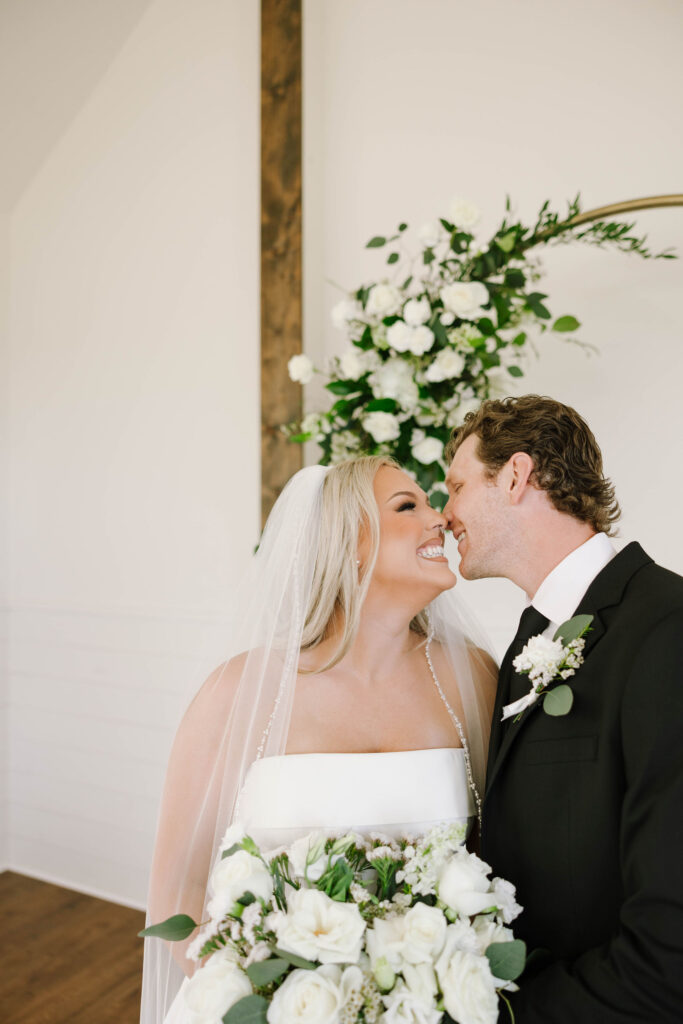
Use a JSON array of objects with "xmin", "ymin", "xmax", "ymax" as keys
[{"xmin": 530, "ymin": 532, "xmax": 617, "ymax": 639}]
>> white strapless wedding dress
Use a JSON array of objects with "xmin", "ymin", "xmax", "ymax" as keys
[{"xmin": 164, "ymin": 747, "xmax": 473, "ymax": 1023}]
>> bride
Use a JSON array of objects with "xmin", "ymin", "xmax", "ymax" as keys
[{"xmin": 140, "ymin": 456, "xmax": 496, "ymax": 1023}]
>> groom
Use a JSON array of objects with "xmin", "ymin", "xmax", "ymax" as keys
[{"xmin": 443, "ymin": 395, "xmax": 683, "ymax": 1023}]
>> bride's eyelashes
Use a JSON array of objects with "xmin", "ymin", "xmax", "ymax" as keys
[{"xmin": 397, "ymin": 500, "xmax": 417, "ymax": 512}]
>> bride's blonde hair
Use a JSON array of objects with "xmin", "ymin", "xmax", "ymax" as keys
[{"xmin": 300, "ymin": 456, "xmax": 428, "ymax": 671}]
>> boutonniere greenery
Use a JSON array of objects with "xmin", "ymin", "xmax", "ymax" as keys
[{"xmin": 501, "ymin": 614, "xmax": 594, "ymax": 722}]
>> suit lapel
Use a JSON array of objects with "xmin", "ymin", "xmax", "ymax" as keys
[{"xmin": 484, "ymin": 542, "xmax": 652, "ymax": 800}]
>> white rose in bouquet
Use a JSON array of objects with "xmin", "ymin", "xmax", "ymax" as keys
[
  {"xmin": 448, "ymin": 197, "xmax": 481, "ymax": 231},
  {"xmin": 408, "ymin": 325, "xmax": 435, "ymax": 356},
  {"xmin": 440, "ymin": 282, "xmax": 489, "ymax": 321},
  {"xmin": 401, "ymin": 903, "xmax": 447, "ymax": 964},
  {"xmin": 339, "ymin": 347, "xmax": 368, "ymax": 380},
  {"xmin": 363, "ymin": 411, "xmax": 401, "ymax": 444},
  {"xmin": 424, "ymin": 348, "xmax": 466, "ymax": 383},
  {"xmin": 403, "ymin": 298, "xmax": 431, "ymax": 326},
  {"xmin": 436, "ymin": 946, "xmax": 498, "ymax": 1024},
  {"xmin": 410, "ymin": 433, "xmax": 443, "ymax": 467},
  {"xmin": 207, "ymin": 850, "xmax": 274, "ymax": 921},
  {"xmin": 331, "ymin": 298, "xmax": 360, "ymax": 330},
  {"xmin": 369, "ymin": 359, "xmax": 419, "ymax": 408},
  {"xmin": 387, "ymin": 320, "xmax": 415, "ymax": 353},
  {"xmin": 471, "ymin": 916, "xmax": 514, "ymax": 956},
  {"xmin": 366, "ymin": 914, "xmax": 407, "ymax": 972},
  {"xmin": 272, "ymin": 888, "xmax": 366, "ymax": 964},
  {"xmin": 267, "ymin": 965, "xmax": 343, "ymax": 1024},
  {"xmin": 381, "ymin": 980, "xmax": 441, "ymax": 1024},
  {"xmin": 288, "ymin": 354, "xmax": 315, "ymax": 384},
  {"xmin": 366, "ymin": 284, "xmax": 402, "ymax": 318},
  {"xmin": 402, "ymin": 962, "xmax": 439, "ymax": 1007},
  {"xmin": 490, "ymin": 877, "xmax": 522, "ymax": 925},
  {"xmin": 437, "ymin": 850, "xmax": 496, "ymax": 918},
  {"xmin": 447, "ymin": 395, "xmax": 481, "ymax": 427},
  {"xmin": 183, "ymin": 957, "xmax": 252, "ymax": 1024}
]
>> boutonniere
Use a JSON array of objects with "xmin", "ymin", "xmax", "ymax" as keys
[{"xmin": 501, "ymin": 614, "xmax": 594, "ymax": 722}]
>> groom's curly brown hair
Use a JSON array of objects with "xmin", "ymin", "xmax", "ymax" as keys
[{"xmin": 445, "ymin": 395, "xmax": 621, "ymax": 535}]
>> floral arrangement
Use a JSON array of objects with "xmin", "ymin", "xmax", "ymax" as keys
[
  {"xmin": 142, "ymin": 823, "xmax": 526, "ymax": 1024},
  {"xmin": 502, "ymin": 614, "xmax": 593, "ymax": 722},
  {"xmin": 285, "ymin": 195, "xmax": 669, "ymax": 509}
]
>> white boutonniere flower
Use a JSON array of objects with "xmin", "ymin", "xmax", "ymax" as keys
[{"xmin": 501, "ymin": 614, "xmax": 593, "ymax": 722}]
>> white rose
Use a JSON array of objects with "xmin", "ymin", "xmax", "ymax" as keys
[
  {"xmin": 183, "ymin": 958, "xmax": 252, "ymax": 1024},
  {"xmin": 363, "ymin": 411, "xmax": 401, "ymax": 444},
  {"xmin": 490, "ymin": 877, "xmax": 522, "ymax": 925},
  {"xmin": 367, "ymin": 914, "xmax": 406, "ymax": 972},
  {"xmin": 288, "ymin": 354, "xmax": 314, "ymax": 384},
  {"xmin": 408, "ymin": 325, "xmax": 435, "ymax": 356},
  {"xmin": 437, "ymin": 851, "xmax": 494, "ymax": 918},
  {"xmin": 424, "ymin": 348, "xmax": 466, "ymax": 383},
  {"xmin": 331, "ymin": 298, "xmax": 360, "ymax": 330},
  {"xmin": 471, "ymin": 916, "xmax": 514, "ymax": 957},
  {"xmin": 448, "ymin": 197, "xmax": 480, "ymax": 231},
  {"xmin": 219, "ymin": 823, "xmax": 246, "ymax": 853},
  {"xmin": 440, "ymin": 312, "xmax": 455, "ymax": 326},
  {"xmin": 401, "ymin": 903, "xmax": 447, "ymax": 964},
  {"xmin": 339, "ymin": 347, "xmax": 367, "ymax": 380},
  {"xmin": 411, "ymin": 435, "xmax": 443, "ymax": 466},
  {"xmin": 403, "ymin": 298, "xmax": 431, "ymax": 326},
  {"xmin": 402, "ymin": 963, "xmax": 439, "ymax": 1007},
  {"xmin": 272, "ymin": 888, "xmax": 366, "ymax": 964},
  {"xmin": 369, "ymin": 359, "xmax": 419, "ymax": 409},
  {"xmin": 207, "ymin": 850, "xmax": 274, "ymax": 921},
  {"xmin": 367, "ymin": 284, "xmax": 402, "ymax": 318},
  {"xmin": 436, "ymin": 948, "xmax": 498, "ymax": 1024},
  {"xmin": 288, "ymin": 832, "xmax": 329, "ymax": 882},
  {"xmin": 381, "ymin": 980, "xmax": 441, "ymax": 1024},
  {"xmin": 417, "ymin": 220, "xmax": 442, "ymax": 248},
  {"xmin": 440, "ymin": 282, "xmax": 489, "ymax": 321},
  {"xmin": 267, "ymin": 965, "xmax": 343, "ymax": 1024},
  {"xmin": 387, "ymin": 320, "xmax": 414, "ymax": 353}
]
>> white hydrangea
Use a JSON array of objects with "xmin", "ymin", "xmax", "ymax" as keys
[
  {"xmin": 364, "ymin": 411, "xmax": 401, "ymax": 443},
  {"xmin": 366, "ymin": 284, "xmax": 402, "ymax": 318},
  {"xmin": 424, "ymin": 348, "xmax": 466, "ymax": 383},
  {"xmin": 288, "ymin": 354, "xmax": 314, "ymax": 384},
  {"xmin": 448, "ymin": 197, "xmax": 481, "ymax": 231},
  {"xmin": 440, "ymin": 282, "xmax": 489, "ymax": 321},
  {"xmin": 403, "ymin": 298, "xmax": 431, "ymax": 326}
]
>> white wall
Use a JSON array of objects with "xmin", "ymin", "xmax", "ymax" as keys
[
  {"xmin": 303, "ymin": 0, "xmax": 683, "ymax": 656},
  {"xmin": 3, "ymin": 0, "xmax": 260, "ymax": 906}
]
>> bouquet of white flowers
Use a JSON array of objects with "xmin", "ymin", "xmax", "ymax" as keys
[{"xmin": 142, "ymin": 823, "xmax": 526, "ymax": 1024}]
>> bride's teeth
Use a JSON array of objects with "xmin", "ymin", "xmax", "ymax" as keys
[{"xmin": 418, "ymin": 546, "xmax": 445, "ymax": 560}]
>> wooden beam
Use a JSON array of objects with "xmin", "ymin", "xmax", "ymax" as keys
[{"xmin": 261, "ymin": 0, "xmax": 303, "ymax": 526}]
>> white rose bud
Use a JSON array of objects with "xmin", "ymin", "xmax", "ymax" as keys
[
  {"xmin": 448, "ymin": 197, "xmax": 481, "ymax": 231},
  {"xmin": 403, "ymin": 298, "xmax": 431, "ymax": 326},
  {"xmin": 440, "ymin": 282, "xmax": 489, "ymax": 321},
  {"xmin": 366, "ymin": 283, "xmax": 402, "ymax": 317},
  {"xmin": 183, "ymin": 958, "xmax": 252, "ymax": 1024},
  {"xmin": 363, "ymin": 411, "xmax": 401, "ymax": 444},
  {"xmin": 267, "ymin": 965, "xmax": 343, "ymax": 1024},
  {"xmin": 288, "ymin": 354, "xmax": 314, "ymax": 384},
  {"xmin": 272, "ymin": 888, "xmax": 366, "ymax": 964},
  {"xmin": 207, "ymin": 850, "xmax": 274, "ymax": 922},
  {"xmin": 437, "ymin": 850, "xmax": 495, "ymax": 918}
]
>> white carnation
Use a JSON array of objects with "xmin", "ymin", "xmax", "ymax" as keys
[
  {"xmin": 403, "ymin": 298, "xmax": 431, "ymax": 326},
  {"xmin": 490, "ymin": 877, "xmax": 522, "ymax": 925},
  {"xmin": 513, "ymin": 635, "xmax": 566, "ymax": 688},
  {"xmin": 437, "ymin": 850, "xmax": 495, "ymax": 918},
  {"xmin": 364, "ymin": 411, "xmax": 401, "ymax": 443},
  {"xmin": 424, "ymin": 348, "xmax": 466, "ymax": 383},
  {"xmin": 272, "ymin": 888, "xmax": 366, "ymax": 964},
  {"xmin": 381, "ymin": 979, "xmax": 441, "ymax": 1024},
  {"xmin": 401, "ymin": 903, "xmax": 448, "ymax": 964},
  {"xmin": 267, "ymin": 965, "xmax": 343, "ymax": 1024},
  {"xmin": 367, "ymin": 284, "xmax": 402, "ymax": 318},
  {"xmin": 448, "ymin": 197, "xmax": 481, "ymax": 231},
  {"xmin": 207, "ymin": 850, "xmax": 273, "ymax": 922},
  {"xmin": 440, "ymin": 282, "xmax": 489, "ymax": 321},
  {"xmin": 183, "ymin": 958, "xmax": 252, "ymax": 1024},
  {"xmin": 288, "ymin": 354, "xmax": 314, "ymax": 384}
]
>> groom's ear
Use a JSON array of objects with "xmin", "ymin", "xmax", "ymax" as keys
[{"xmin": 504, "ymin": 451, "xmax": 536, "ymax": 506}]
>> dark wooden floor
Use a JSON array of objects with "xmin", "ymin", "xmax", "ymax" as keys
[{"xmin": 0, "ymin": 871, "xmax": 145, "ymax": 1023}]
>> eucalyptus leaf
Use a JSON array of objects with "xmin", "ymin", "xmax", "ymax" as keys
[
  {"xmin": 273, "ymin": 947, "xmax": 317, "ymax": 970},
  {"xmin": 245, "ymin": 958, "xmax": 290, "ymax": 987},
  {"xmin": 553, "ymin": 315, "xmax": 581, "ymax": 332},
  {"xmin": 366, "ymin": 236, "xmax": 386, "ymax": 248},
  {"xmin": 543, "ymin": 685, "xmax": 574, "ymax": 717},
  {"xmin": 138, "ymin": 913, "xmax": 197, "ymax": 942},
  {"xmin": 223, "ymin": 994, "xmax": 269, "ymax": 1024},
  {"xmin": 554, "ymin": 614, "xmax": 593, "ymax": 643},
  {"xmin": 485, "ymin": 939, "xmax": 526, "ymax": 981}
]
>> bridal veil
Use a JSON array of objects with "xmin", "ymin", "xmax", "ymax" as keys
[{"xmin": 140, "ymin": 462, "xmax": 494, "ymax": 1023}]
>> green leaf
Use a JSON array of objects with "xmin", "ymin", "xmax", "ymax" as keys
[
  {"xmin": 402, "ymin": 275, "xmax": 413, "ymax": 290},
  {"xmin": 287, "ymin": 433, "xmax": 310, "ymax": 444},
  {"xmin": 366, "ymin": 236, "xmax": 386, "ymax": 248},
  {"xmin": 245, "ymin": 958, "xmax": 290, "ymax": 987},
  {"xmin": 477, "ymin": 317, "xmax": 495, "ymax": 337},
  {"xmin": 423, "ymin": 248, "xmax": 436, "ymax": 265},
  {"xmin": 543, "ymin": 685, "xmax": 574, "ymax": 717},
  {"xmin": 237, "ymin": 891, "xmax": 256, "ymax": 907},
  {"xmin": 553, "ymin": 315, "xmax": 581, "ymax": 333},
  {"xmin": 512, "ymin": 332, "xmax": 527, "ymax": 346},
  {"xmin": 496, "ymin": 230, "xmax": 517, "ymax": 253},
  {"xmin": 398, "ymin": 222, "xmax": 408, "ymax": 232},
  {"xmin": 507, "ymin": 365, "xmax": 524, "ymax": 378},
  {"xmin": 365, "ymin": 398, "xmax": 398, "ymax": 413},
  {"xmin": 526, "ymin": 292, "xmax": 551, "ymax": 320},
  {"xmin": 504, "ymin": 268, "xmax": 525, "ymax": 289},
  {"xmin": 440, "ymin": 218, "xmax": 455, "ymax": 233},
  {"xmin": 273, "ymin": 947, "xmax": 317, "ymax": 970},
  {"xmin": 326, "ymin": 380, "xmax": 360, "ymax": 396},
  {"xmin": 554, "ymin": 614, "xmax": 593, "ymax": 643},
  {"xmin": 222, "ymin": 843, "xmax": 243, "ymax": 859},
  {"xmin": 486, "ymin": 939, "xmax": 527, "ymax": 982},
  {"xmin": 223, "ymin": 994, "xmax": 269, "ymax": 1024},
  {"xmin": 138, "ymin": 913, "xmax": 197, "ymax": 941},
  {"xmin": 387, "ymin": 252, "xmax": 400, "ymax": 264}
]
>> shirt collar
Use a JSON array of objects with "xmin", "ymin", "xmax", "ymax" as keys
[{"xmin": 530, "ymin": 532, "xmax": 617, "ymax": 627}]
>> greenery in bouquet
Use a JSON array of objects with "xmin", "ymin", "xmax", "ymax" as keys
[
  {"xmin": 285, "ymin": 195, "xmax": 671, "ymax": 509},
  {"xmin": 141, "ymin": 823, "xmax": 526, "ymax": 1024}
]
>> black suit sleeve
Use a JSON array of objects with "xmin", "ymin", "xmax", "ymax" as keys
[{"xmin": 504, "ymin": 610, "xmax": 683, "ymax": 1024}]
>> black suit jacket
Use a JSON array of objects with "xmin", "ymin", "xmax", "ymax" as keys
[{"xmin": 482, "ymin": 543, "xmax": 683, "ymax": 1023}]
